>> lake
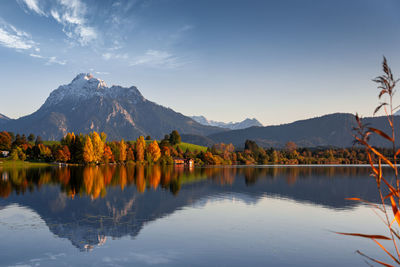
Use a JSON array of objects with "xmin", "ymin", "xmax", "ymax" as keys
[{"xmin": 0, "ymin": 165, "xmax": 392, "ymax": 266}]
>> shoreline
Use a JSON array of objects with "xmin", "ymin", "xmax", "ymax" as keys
[{"xmin": 0, "ymin": 160, "xmax": 389, "ymax": 168}]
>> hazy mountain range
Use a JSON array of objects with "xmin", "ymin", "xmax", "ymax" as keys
[
  {"xmin": 0, "ymin": 73, "xmax": 396, "ymax": 148},
  {"xmin": 190, "ymin": 115, "xmax": 263, "ymax": 130}
]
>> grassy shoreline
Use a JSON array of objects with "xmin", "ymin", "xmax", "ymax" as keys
[{"xmin": 0, "ymin": 160, "xmax": 55, "ymax": 167}]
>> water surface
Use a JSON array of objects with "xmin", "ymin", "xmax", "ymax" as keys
[{"xmin": 0, "ymin": 165, "xmax": 391, "ymax": 266}]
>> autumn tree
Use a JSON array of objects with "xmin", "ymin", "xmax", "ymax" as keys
[
  {"xmin": 108, "ymin": 141, "xmax": 120, "ymax": 162},
  {"xmin": 285, "ymin": 141, "xmax": 297, "ymax": 153},
  {"xmin": 9, "ymin": 148, "xmax": 19, "ymax": 160},
  {"xmin": 91, "ymin": 131, "xmax": 105, "ymax": 163},
  {"xmin": 135, "ymin": 136, "xmax": 146, "ymax": 162},
  {"xmin": 55, "ymin": 146, "xmax": 71, "ymax": 162},
  {"xmin": 119, "ymin": 139, "xmax": 127, "ymax": 162},
  {"xmin": 103, "ymin": 144, "xmax": 113, "ymax": 163},
  {"xmin": 100, "ymin": 132, "xmax": 107, "ymax": 143},
  {"xmin": 203, "ymin": 151, "xmax": 216, "ymax": 165},
  {"xmin": 0, "ymin": 131, "xmax": 12, "ymax": 150},
  {"xmin": 13, "ymin": 134, "xmax": 27, "ymax": 147},
  {"xmin": 147, "ymin": 140, "xmax": 161, "ymax": 163},
  {"xmin": 83, "ymin": 136, "xmax": 95, "ymax": 163},
  {"xmin": 127, "ymin": 146, "xmax": 135, "ymax": 162},
  {"xmin": 61, "ymin": 132, "xmax": 76, "ymax": 147}
]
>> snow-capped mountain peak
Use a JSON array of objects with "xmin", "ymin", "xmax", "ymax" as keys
[
  {"xmin": 191, "ymin": 115, "xmax": 263, "ymax": 130},
  {"xmin": 71, "ymin": 73, "xmax": 107, "ymax": 88},
  {"xmin": 42, "ymin": 73, "xmax": 143, "ymax": 108}
]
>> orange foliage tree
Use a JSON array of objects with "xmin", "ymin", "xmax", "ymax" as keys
[
  {"xmin": 103, "ymin": 144, "xmax": 113, "ymax": 163},
  {"xmin": 147, "ymin": 140, "xmax": 161, "ymax": 163}
]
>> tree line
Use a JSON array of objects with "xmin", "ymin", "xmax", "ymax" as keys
[{"xmin": 0, "ymin": 130, "xmax": 388, "ymax": 165}]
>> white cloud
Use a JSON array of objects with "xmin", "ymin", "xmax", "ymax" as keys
[
  {"xmin": 30, "ymin": 53, "xmax": 66, "ymax": 65},
  {"xmin": 46, "ymin": 56, "xmax": 66, "ymax": 65},
  {"xmin": 0, "ymin": 21, "xmax": 37, "ymax": 50},
  {"xmin": 50, "ymin": 10, "xmax": 61, "ymax": 23},
  {"xmin": 0, "ymin": 19, "xmax": 65, "ymax": 65},
  {"xmin": 102, "ymin": 52, "xmax": 128, "ymax": 60},
  {"xmin": 51, "ymin": 0, "xmax": 98, "ymax": 46},
  {"xmin": 29, "ymin": 53, "xmax": 43, "ymax": 58},
  {"xmin": 130, "ymin": 50, "xmax": 181, "ymax": 68},
  {"xmin": 18, "ymin": 0, "xmax": 46, "ymax": 16},
  {"xmin": 17, "ymin": 0, "xmax": 97, "ymax": 46}
]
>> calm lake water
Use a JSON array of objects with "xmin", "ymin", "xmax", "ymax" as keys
[{"xmin": 0, "ymin": 165, "xmax": 393, "ymax": 266}]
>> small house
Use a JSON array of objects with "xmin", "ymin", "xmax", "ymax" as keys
[
  {"xmin": 185, "ymin": 158, "xmax": 194, "ymax": 167},
  {"xmin": 173, "ymin": 158, "xmax": 185, "ymax": 165},
  {"xmin": 173, "ymin": 158, "xmax": 194, "ymax": 166}
]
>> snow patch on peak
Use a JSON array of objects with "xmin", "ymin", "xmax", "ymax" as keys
[
  {"xmin": 71, "ymin": 73, "xmax": 107, "ymax": 88},
  {"xmin": 42, "ymin": 73, "xmax": 143, "ymax": 108}
]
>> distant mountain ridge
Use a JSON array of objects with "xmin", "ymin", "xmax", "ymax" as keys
[
  {"xmin": 0, "ymin": 73, "xmax": 225, "ymax": 140},
  {"xmin": 203, "ymin": 113, "xmax": 400, "ymax": 148},
  {"xmin": 0, "ymin": 113, "xmax": 10, "ymax": 124},
  {"xmin": 191, "ymin": 115, "xmax": 263, "ymax": 129}
]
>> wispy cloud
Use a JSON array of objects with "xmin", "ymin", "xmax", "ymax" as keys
[
  {"xmin": 16, "ymin": 0, "xmax": 98, "ymax": 46},
  {"xmin": 17, "ymin": 0, "xmax": 46, "ymax": 16},
  {"xmin": 0, "ymin": 20, "xmax": 38, "ymax": 50},
  {"xmin": 47, "ymin": 0, "xmax": 97, "ymax": 46},
  {"xmin": 0, "ymin": 18, "xmax": 65, "ymax": 65},
  {"xmin": 30, "ymin": 53, "xmax": 66, "ymax": 65},
  {"xmin": 102, "ymin": 52, "xmax": 128, "ymax": 61},
  {"xmin": 29, "ymin": 53, "xmax": 43, "ymax": 58},
  {"xmin": 130, "ymin": 50, "xmax": 181, "ymax": 68},
  {"xmin": 95, "ymin": 71, "xmax": 110, "ymax": 75},
  {"xmin": 46, "ymin": 56, "xmax": 66, "ymax": 65}
]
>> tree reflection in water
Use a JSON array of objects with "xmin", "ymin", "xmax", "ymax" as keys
[
  {"xmin": 0, "ymin": 165, "xmax": 381, "ymax": 199},
  {"xmin": 0, "ymin": 165, "xmax": 385, "ymax": 252}
]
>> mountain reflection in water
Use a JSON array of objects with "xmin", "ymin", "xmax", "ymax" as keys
[{"xmin": 0, "ymin": 165, "xmax": 381, "ymax": 252}]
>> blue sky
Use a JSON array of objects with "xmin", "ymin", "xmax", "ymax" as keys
[{"xmin": 0, "ymin": 0, "xmax": 399, "ymax": 125}]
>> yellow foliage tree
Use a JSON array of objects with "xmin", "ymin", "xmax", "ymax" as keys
[
  {"xmin": 135, "ymin": 136, "xmax": 146, "ymax": 162},
  {"xmin": 147, "ymin": 140, "xmax": 161, "ymax": 162},
  {"xmin": 83, "ymin": 136, "xmax": 95, "ymax": 163},
  {"xmin": 91, "ymin": 131, "xmax": 104, "ymax": 163},
  {"xmin": 119, "ymin": 139, "xmax": 127, "ymax": 162}
]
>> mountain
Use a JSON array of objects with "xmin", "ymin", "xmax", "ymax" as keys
[
  {"xmin": 189, "ymin": 113, "xmax": 400, "ymax": 148},
  {"xmin": 0, "ymin": 113, "xmax": 10, "ymax": 125},
  {"xmin": 0, "ymin": 73, "xmax": 225, "ymax": 140},
  {"xmin": 191, "ymin": 115, "xmax": 263, "ymax": 130}
]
